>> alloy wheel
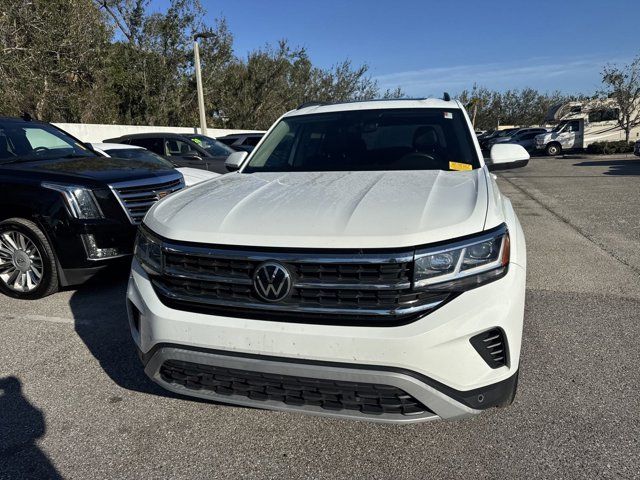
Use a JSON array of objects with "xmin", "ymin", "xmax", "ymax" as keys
[{"xmin": 0, "ymin": 230, "xmax": 44, "ymax": 292}]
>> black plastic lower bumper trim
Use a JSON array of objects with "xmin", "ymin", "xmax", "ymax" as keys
[{"xmin": 137, "ymin": 343, "xmax": 519, "ymax": 410}]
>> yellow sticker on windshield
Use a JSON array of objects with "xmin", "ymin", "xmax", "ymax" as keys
[
  {"xmin": 449, "ymin": 161, "xmax": 472, "ymax": 171},
  {"xmin": 192, "ymin": 138, "xmax": 202, "ymax": 146}
]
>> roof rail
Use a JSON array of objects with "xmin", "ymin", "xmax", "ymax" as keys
[
  {"xmin": 298, "ymin": 97, "xmax": 442, "ymax": 110},
  {"xmin": 443, "ymin": 92, "xmax": 451, "ymax": 101},
  {"xmin": 297, "ymin": 101, "xmax": 327, "ymax": 110}
]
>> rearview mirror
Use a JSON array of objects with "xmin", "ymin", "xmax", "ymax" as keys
[
  {"xmin": 487, "ymin": 144, "xmax": 530, "ymax": 171},
  {"xmin": 225, "ymin": 151, "xmax": 248, "ymax": 172}
]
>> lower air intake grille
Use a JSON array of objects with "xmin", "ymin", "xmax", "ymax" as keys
[
  {"xmin": 470, "ymin": 328, "xmax": 509, "ymax": 369},
  {"xmin": 160, "ymin": 359, "xmax": 431, "ymax": 417}
]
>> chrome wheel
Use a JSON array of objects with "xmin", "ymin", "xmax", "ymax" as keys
[{"xmin": 0, "ymin": 230, "xmax": 44, "ymax": 292}]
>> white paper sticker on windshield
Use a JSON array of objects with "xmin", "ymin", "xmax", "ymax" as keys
[{"xmin": 444, "ymin": 112, "xmax": 453, "ymax": 119}]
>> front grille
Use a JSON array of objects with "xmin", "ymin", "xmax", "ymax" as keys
[
  {"xmin": 110, "ymin": 174, "xmax": 184, "ymax": 224},
  {"xmin": 160, "ymin": 359, "xmax": 431, "ymax": 417},
  {"xmin": 154, "ymin": 276, "xmax": 447, "ymax": 310},
  {"xmin": 164, "ymin": 253, "xmax": 411, "ymax": 284},
  {"xmin": 151, "ymin": 239, "xmax": 452, "ymax": 325}
]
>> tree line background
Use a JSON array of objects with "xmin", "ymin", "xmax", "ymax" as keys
[{"xmin": 1, "ymin": 0, "xmax": 636, "ymax": 132}]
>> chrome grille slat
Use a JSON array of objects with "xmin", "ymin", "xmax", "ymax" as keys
[
  {"xmin": 294, "ymin": 281, "xmax": 412, "ymax": 291},
  {"xmin": 152, "ymin": 278, "xmax": 445, "ymax": 317},
  {"xmin": 110, "ymin": 174, "xmax": 185, "ymax": 225},
  {"xmin": 162, "ymin": 243, "xmax": 414, "ymax": 264}
]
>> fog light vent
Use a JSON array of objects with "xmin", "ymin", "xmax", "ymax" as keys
[{"xmin": 470, "ymin": 328, "xmax": 509, "ymax": 369}]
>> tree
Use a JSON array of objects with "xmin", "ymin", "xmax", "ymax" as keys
[
  {"xmin": 204, "ymin": 40, "xmax": 403, "ymax": 130},
  {"xmin": 96, "ymin": 0, "xmax": 210, "ymax": 126},
  {"xmin": 600, "ymin": 56, "xmax": 640, "ymax": 142},
  {"xmin": 0, "ymin": 0, "xmax": 113, "ymax": 122},
  {"xmin": 3, "ymin": 0, "xmax": 402, "ymax": 127},
  {"xmin": 457, "ymin": 86, "xmax": 588, "ymax": 130}
]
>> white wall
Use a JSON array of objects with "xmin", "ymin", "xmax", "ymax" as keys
[{"xmin": 53, "ymin": 123, "xmax": 263, "ymax": 143}]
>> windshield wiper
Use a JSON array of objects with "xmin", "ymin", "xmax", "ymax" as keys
[
  {"xmin": 58, "ymin": 153, "xmax": 96, "ymax": 159},
  {"xmin": 0, "ymin": 152, "xmax": 95, "ymax": 165},
  {"xmin": 0, "ymin": 156, "xmax": 31, "ymax": 165}
]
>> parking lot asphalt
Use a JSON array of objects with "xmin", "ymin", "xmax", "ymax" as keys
[{"xmin": 1, "ymin": 154, "xmax": 639, "ymax": 479}]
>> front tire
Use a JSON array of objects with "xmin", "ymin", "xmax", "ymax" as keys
[
  {"xmin": 545, "ymin": 142, "xmax": 562, "ymax": 156},
  {"xmin": 0, "ymin": 218, "xmax": 59, "ymax": 299}
]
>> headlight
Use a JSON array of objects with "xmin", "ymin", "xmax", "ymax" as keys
[
  {"xmin": 42, "ymin": 183, "xmax": 104, "ymax": 219},
  {"xmin": 134, "ymin": 227, "xmax": 162, "ymax": 275},
  {"xmin": 414, "ymin": 225, "xmax": 509, "ymax": 291}
]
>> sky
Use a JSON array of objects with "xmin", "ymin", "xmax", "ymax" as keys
[{"xmin": 153, "ymin": 0, "xmax": 640, "ymax": 97}]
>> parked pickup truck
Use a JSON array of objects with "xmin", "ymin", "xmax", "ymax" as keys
[
  {"xmin": 0, "ymin": 117, "xmax": 184, "ymax": 299},
  {"xmin": 128, "ymin": 98, "xmax": 528, "ymax": 424}
]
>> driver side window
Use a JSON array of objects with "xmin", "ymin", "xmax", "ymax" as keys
[{"xmin": 566, "ymin": 121, "xmax": 580, "ymax": 133}]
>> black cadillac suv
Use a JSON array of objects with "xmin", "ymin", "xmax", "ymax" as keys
[{"xmin": 0, "ymin": 117, "xmax": 184, "ymax": 299}]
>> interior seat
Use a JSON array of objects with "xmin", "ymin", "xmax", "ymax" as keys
[{"xmin": 394, "ymin": 126, "xmax": 447, "ymax": 170}]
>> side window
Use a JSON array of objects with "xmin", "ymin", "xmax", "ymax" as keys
[
  {"xmin": 207, "ymin": 142, "xmax": 232, "ymax": 156},
  {"xmin": 244, "ymin": 136, "xmax": 261, "ymax": 146},
  {"xmin": 567, "ymin": 121, "xmax": 580, "ymax": 133},
  {"xmin": 24, "ymin": 128, "xmax": 70, "ymax": 149},
  {"xmin": 129, "ymin": 137, "xmax": 164, "ymax": 155},
  {"xmin": 521, "ymin": 132, "xmax": 538, "ymax": 140},
  {"xmin": 164, "ymin": 139, "xmax": 196, "ymax": 157},
  {"xmin": 589, "ymin": 108, "xmax": 619, "ymax": 123}
]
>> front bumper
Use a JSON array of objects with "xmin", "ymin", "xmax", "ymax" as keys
[
  {"xmin": 127, "ymin": 259, "xmax": 525, "ymax": 422},
  {"xmin": 49, "ymin": 218, "xmax": 136, "ymax": 285}
]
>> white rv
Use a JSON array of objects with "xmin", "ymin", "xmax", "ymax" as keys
[{"xmin": 534, "ymin": 99, "xmax": 640, "ymax": 156}]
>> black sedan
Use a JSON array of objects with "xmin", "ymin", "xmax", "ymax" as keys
[{"xmin": 103, "ymin": 133, "xmax": 235, "ymax": 173}]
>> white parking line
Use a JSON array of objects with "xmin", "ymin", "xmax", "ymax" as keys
[{"xmin": 0, "ymin": 313, "xmax": 91, "ymax": 326}]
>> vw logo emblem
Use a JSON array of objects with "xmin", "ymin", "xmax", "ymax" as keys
[{"xmin": 253, "ymin": 262, "xmax": 292, "ymax": 302}]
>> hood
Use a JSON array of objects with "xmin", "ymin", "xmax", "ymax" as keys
[
  {"xmin": 145, "ymin": 170, "xmax": 490, "ymax": 249},
  {"xmin": 176, "ymin": 167, "xmax": 220, "ymax": 187},
  {"xmin": 0, "ymin": 156, "xmax": 175, "ymax": 184}
]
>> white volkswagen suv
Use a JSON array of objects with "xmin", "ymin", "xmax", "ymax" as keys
[{"xmin": 127, "ymin": 98, "xmax": 528, "ymax": 423}]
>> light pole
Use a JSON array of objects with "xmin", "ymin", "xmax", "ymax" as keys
[{"xmin": 193, "ymin": 32, "xmax": 215, "ymax": 136}]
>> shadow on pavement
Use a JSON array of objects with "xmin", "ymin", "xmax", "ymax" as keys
[
  {"xmin": 573, "ymin": 158, "xmax": 640, "ymax": 175},
  {"xmin": 67, "ymin": 267, "xmax": 172, "ymax": 398},
  {"xmin": 0, "ymin": 376, "xmax": 62, "ymax": 479}
]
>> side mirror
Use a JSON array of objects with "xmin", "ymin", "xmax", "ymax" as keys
[
  {"xmin": 225, "ymin": 151, "xmax": 248, "ymax": 172},
  {"xmin": 182, "ymin": 152, "xmax": 203, "ymax": 161},
  {"xmin": 487, "ymin": 144, "xmax": 530, "ymax": 171}
]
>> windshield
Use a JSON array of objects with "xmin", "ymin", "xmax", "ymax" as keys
[
  {"xmin": 103, "ymin": 148, "xmax": 174, "ymax": 168},
  {"xmin": 0, "ymin": 120, "xmax": 96, "ymax": 164},
  {"xmin": 552, "ymin": 122, "xmax": 568, "ymax": 132},
  {"xmin": 496, "ymin": 129, "xmax": 517, "ymax": 138},
  {"xmin": 243, "ymin": 108, "xmax": 480, "ymax": 173},
  {"xmin": 185, "ymin": 135, "xmax": 235, "ymax": 156}
]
